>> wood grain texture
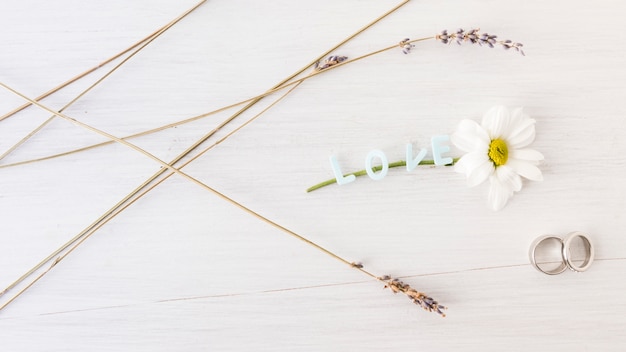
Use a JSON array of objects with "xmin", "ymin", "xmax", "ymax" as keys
[{"xmin": 1, "ymin": 0, "xmax": 625, "ymax": 350}]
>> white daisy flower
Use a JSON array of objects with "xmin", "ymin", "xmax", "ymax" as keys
[{"xmin": 451, "ymin": 106, "xmax": 544, "ymax": 211}]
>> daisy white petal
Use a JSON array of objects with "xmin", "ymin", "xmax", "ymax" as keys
[
  {"xmin": 507, "ymin": 159, "xmax": 543, "ymax": 181},
  {"xmin": 454, "ymin": 151, "xmax": 489, "ymax": 175},
  {"xmin": 467, "ymin": 159, "xmax": 495, "ymax": 187},
  {"xmin": 495, "ymin": 165, "xmax": 522, "ymax": 192},
  {"xmin": 510, "ymin": 149, "xmax": 544, "ymax": 162},
  {"xmin": 487, "ymin": 174, "xmax": 513, "ymax": 211},
  {"xmin": 451, "ymin": 119, "xmax": 490, "ymax": 152},
  {"xmin": 507, "ymin": 117, "xmax": 536, "ymax": 148},
  {"xmin": 481, "ymin": 106, "xmax": 510, "ymax": 139},
  {"xmin": 502, "ymin": 107, "xmax": 525, "ymax": 138},
  {"xmin": 509, "ymin": 107, "xmax": 524, "ymax": 122}
]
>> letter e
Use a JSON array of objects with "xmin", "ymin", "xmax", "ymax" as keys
[{"xmin": 431, "ymin": 135, "xmax": 453, "ymax": 166}]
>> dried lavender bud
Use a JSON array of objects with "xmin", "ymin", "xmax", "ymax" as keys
[
  {"xmin": 455, "ymin": 28, "xmax": 465, "ymax": 45},
  {"xmin": 501, "ymin": 40, "xmax": 525, "ymax": 56},
  {"xmin": 399, "ymin": 38, "xmax": 416, "ymax": 54},
  {"xmin": 314, "ymin": 55, "xmax": 349, "ymax": 71},
  {"xmin": 466, "ymin": 28, "xmax": 480, "ymax": 44},
  {"xmin": 350, "ymin": 262, "xmax": 364, "ymax": 269},
  {"xmin": 435, "ymin": 29, "xmax": 450, "ymax": 44}
]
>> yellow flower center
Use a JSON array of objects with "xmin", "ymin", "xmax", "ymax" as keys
[{"xmin": 488, "ymin": 138, "xmax": 508, "ymax": 166}]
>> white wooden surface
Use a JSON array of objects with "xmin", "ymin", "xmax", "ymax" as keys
[{"xmin": 1, "ymin": 0, "xmax": 626, "ymax": 350}]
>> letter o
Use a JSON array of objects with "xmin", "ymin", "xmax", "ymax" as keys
[{"xmin": 365, "ymin": 150, "xmax": 389, "ymax": 180}]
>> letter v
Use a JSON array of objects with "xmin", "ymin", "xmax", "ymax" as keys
[{"xmin": 405, "ymin": 143, "xmax": 427, "ymax": 171}]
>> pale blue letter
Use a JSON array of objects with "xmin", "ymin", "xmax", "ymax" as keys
[
  {"xmin": 365, "ymin": 150, "xmax": 389, "ymax": 180},
  {"xmin": 329, "ymin": 155, "xmax": 356, "ymax": 185},
  {"xmin": 431, "ymin": 135, "xmax": 453, "ymax": 166},
  {"xmin": 405, "ymin": 143, "xmax": 427, "ymax": 171}
]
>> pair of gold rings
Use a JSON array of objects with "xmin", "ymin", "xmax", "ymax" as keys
[{"xmin": 529, "ymin": 231, "xmax": 594, "ymax": 275}]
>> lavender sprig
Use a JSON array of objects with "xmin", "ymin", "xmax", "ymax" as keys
[
  {"xmin": 380, "ymin": 276, "xmax": 447, "ymax": 317},
  {"xmin": 436, "ymin": 28, "xmax": 525, "ymax": 56}
]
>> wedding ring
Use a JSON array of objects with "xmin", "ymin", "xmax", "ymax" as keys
[
  {"xmin": 562, "ymin": 231, "xmax": 594, "ymax": 272},
  {"xmin": 529, "ymin": 235, "xmax": 567, "ymax": 275}
]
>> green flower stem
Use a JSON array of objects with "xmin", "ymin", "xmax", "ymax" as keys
[{"xmin": 306, "ymin": 158, "xmax": 459, "ymax": 193}]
